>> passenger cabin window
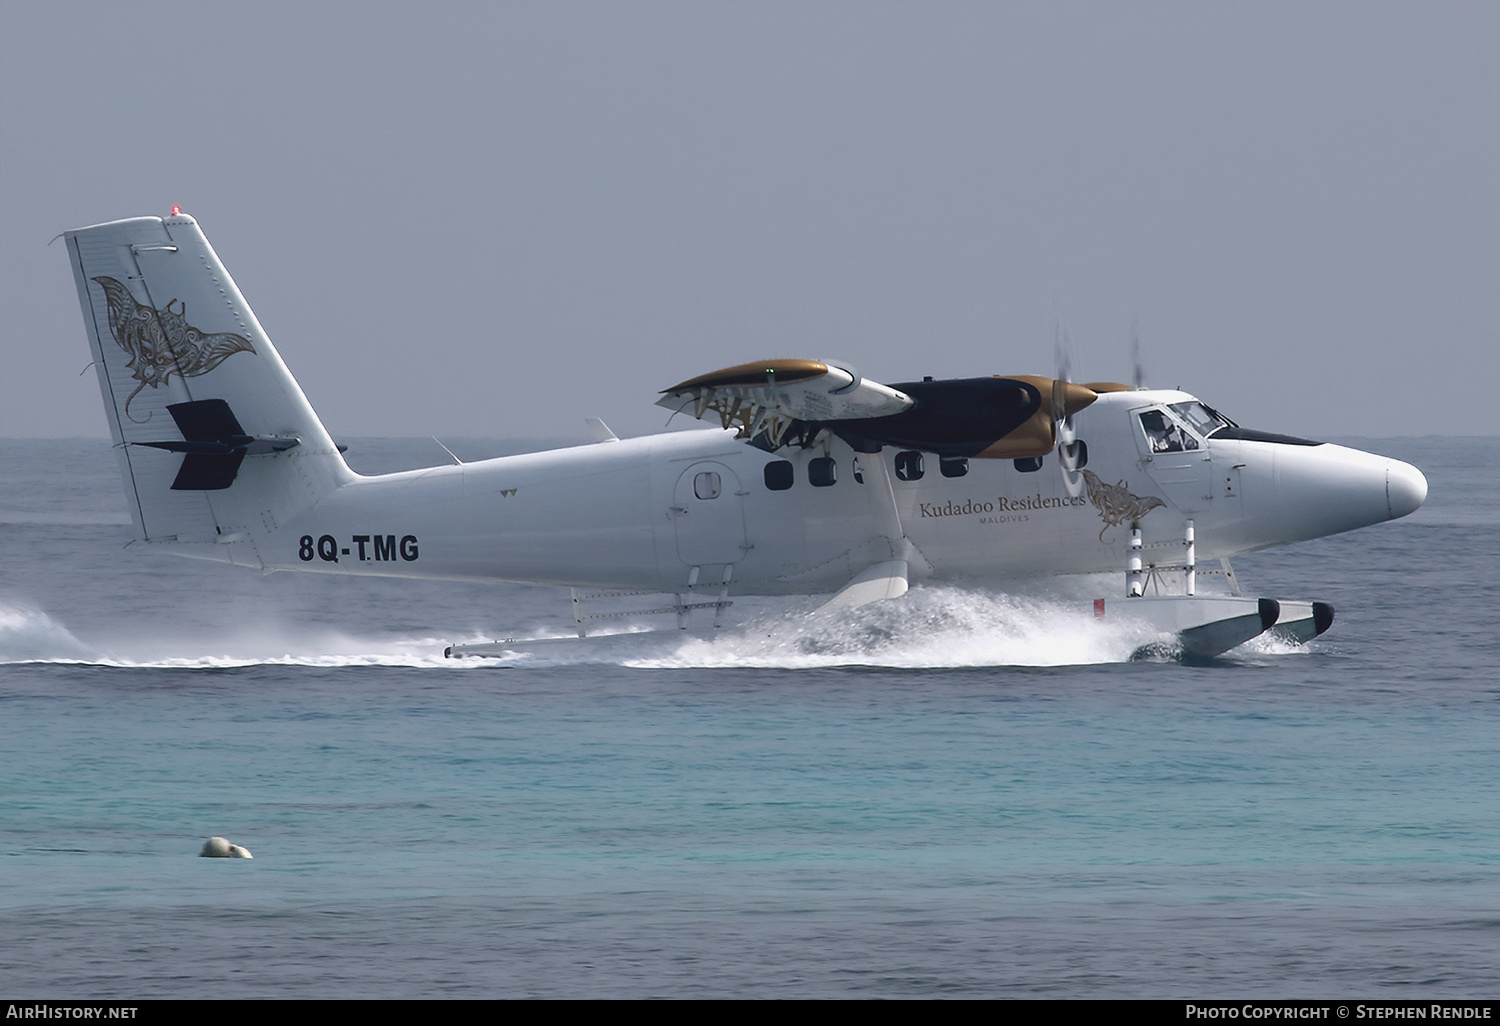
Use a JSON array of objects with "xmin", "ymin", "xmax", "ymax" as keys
[
  {"xmin": 809, "ymin": 456, "xmax": 837, "ymax": 487},
  {"xmin": 763, "ymin": 461, "xmax": 794, "ymax": 491},
  {"xmin": 939, "ymin": 456, "xmax": 969, "ymax": 478},
  {"xmin": 1139, "ymin": 409, "xmax": 1199, "ymax": 453},
  {"xmin": 693, "ymin": 471, "xmax": 722, "ymax": 500},
  {"xmin": 894, "ymin": 450, "xmax": 924, "ymax": 481},
  {"xmin": 1014, "ymin": 456, "xmax": 1043, "ymax": 473}
]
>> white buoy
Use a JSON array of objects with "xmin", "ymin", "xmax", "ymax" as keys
[{"xmin": 200, "ymin": 836, "xmax": 253, "ymax": 858}]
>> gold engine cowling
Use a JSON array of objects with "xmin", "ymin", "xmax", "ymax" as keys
[
  {"xmin": 827, "ymin": 374, "xmax": 1100, "ymax": 459},
  {"xmin": 973, "ymin": 375, "xmax": 1099, "ymax": 458}
]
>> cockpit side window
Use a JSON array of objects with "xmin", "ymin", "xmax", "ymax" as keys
[{"xmin": 1138, "ymin": 408, "xmax": 1199, "ymax": 453}]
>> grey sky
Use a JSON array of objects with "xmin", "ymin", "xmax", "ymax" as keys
[{"xmin": 3, "ymin": 0, "xmax": 1495, "ymax": 442}]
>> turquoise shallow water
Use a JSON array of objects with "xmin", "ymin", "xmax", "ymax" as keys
[{"xmin": 1, "ymin": 437, "xmax": 1496, "ymax": 998}]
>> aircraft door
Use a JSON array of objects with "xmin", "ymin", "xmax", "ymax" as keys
[
  {"xmin": 671, "ymin": 461, "xmax": 748, "ymax": 566},
  {"xmin": 1133, "ymin": 406, "xmax": 1213, "ymax": 513}
]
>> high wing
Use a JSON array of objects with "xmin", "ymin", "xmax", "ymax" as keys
[
  {"xmin": 659, "ymin": 359, "xmax": 1111, "ymax": 459},
  {"xmin": 656, "ymin": 359, "xmax": 913, "ymax": 448}
]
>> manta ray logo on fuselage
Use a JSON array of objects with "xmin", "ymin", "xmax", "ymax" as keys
[
  {"xmin": 1081, "ymin": 469, "xmax": 1167, "ymax": 540},
  {"xmin": 92, "ymin": 276, "xmax": 256, "ymax": 422}
]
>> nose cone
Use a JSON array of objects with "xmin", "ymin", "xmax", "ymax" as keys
[
  {"xmin": 1246, "ymin": 441, "xmax": 1430, "ymax": 546},
  {"xmin": 1386, "ymin": 459, "xmax": 1427, "ymax": 520}
]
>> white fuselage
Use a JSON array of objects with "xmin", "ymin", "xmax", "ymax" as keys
[{"xmin": 239, "ymin": 388, "xmax": 1424, "ymax": 596}]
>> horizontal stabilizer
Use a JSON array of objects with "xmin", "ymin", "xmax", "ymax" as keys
[
  {"xmin": 171, "ymin": 396, "xmax": 244, "ymax": 442},
  {"xmin": 171, "ymin": 451, "xmax": 245, "ymax": 490},
  {"xmin": 132, "ymin": 399, "xmax": 300, "ymax": 490}
]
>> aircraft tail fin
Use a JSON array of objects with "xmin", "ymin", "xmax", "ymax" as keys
[{"xmin": 64, "ymin": 213, "xmax": 353, "ymax": 560}]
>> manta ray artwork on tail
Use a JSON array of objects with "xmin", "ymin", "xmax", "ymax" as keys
[{"xmin": 91, "ymin": 275, "xmax": 256, "ymax": 422}]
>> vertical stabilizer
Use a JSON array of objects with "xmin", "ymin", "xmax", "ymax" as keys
[{"xmin": 65, "ymin": 213, "xmax": 352, "ymax": 561}]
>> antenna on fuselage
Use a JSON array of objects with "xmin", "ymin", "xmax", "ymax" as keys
[{"xmin": 1131, "ymin": 318, "xmax": 1146, "ymax": 390}]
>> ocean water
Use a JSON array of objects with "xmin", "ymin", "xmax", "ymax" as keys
[{"xmin": 1, "ymin": 436, "xmax": 1496, "ymax": 998}]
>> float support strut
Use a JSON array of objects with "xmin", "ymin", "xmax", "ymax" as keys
[
  {"xmin": 1127, "ymin": 524, "xmax": 1144, "ymax": 597},
  {"xmin": 1184, "ymin": 519, "xmax": 1196, "ymax": 597}
]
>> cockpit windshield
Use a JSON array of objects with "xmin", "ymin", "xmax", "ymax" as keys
[
  {"xmin": 1138, "ymin": 401, "xmax": 1239, "ymax": 453},
  {"xmin": 1169, "ymin": 401, "xmax": 1235, "ymax": 439}
]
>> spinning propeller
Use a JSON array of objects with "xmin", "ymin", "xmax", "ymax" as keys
[{"xmin": 1052, "ymin": 343, "xmax": 1087, "ymax": 496}]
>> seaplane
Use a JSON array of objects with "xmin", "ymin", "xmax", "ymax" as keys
[{"xmin": 61, "ymin": 212, "xmax": 1428, "ymax": 660}]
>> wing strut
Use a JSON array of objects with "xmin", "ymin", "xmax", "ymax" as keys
[{"xmin": 816, "ymin": 450, "xmax": 916, "ymax": 612}]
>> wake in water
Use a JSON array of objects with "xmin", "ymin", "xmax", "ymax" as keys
[
  {"xmin": 626, "ymin": 586, "xmax": 1163, "ymax": 669},
  {"xmin": 0, "ymin": 600, "xmax": 96, "ymax": 663},
  {"xmin": 1, "ymin": 585, "xmax": 1239, "ymax": 670},
  {"xmin": 0, "ymin": 596, "xmax": 466, "ymax": 669},
  {"xmin": 445, "ymin": 582, "xmax": 1186, "ymax": 669}
]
